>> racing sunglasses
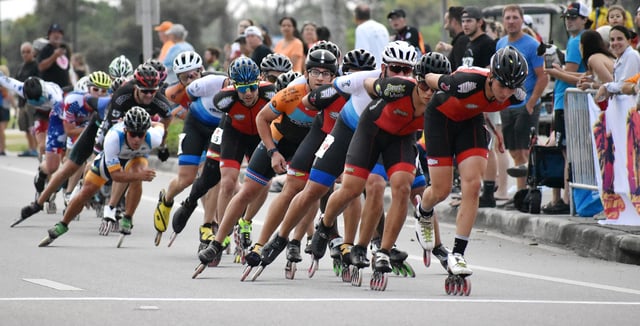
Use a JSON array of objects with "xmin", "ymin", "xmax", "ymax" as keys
[
  {"xmin": 128, "ymin": 131, "xmax": 146, "ymax": 138},
  {"xmin": 235, "ymin": 82, "xmax": 259, "ymax": 94},
  {"xmin": 387, "ymin": 65, "xmax": 413, "ymax": 74}
]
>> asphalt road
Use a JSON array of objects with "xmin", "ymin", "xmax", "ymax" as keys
[{"xmin": 1, "ymin": 155, "xmax": 639, "ymax": 326}]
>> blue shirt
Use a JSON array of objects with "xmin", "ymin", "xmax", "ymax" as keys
[
  {"xmin": 554, "ymin": 31, "xmax": 586, "ymax": 110},
  {"xmin": 497, "ymin": 34, "xmax": 543, "ymax": 108}
]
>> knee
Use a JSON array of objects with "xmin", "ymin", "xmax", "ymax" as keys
[{"xmin": 391, "ymin": 183, "xmax": 411, "ymax": 201}]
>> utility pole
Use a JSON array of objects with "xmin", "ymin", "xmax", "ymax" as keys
[{"xmin": 136, "ymin": 0, "xmax": 159, "ymax": 62}]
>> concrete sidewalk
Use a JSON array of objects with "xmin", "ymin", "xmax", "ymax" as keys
[{"xmin": 148, "ymin": 156, "xmax": 640, "ymax": 266}]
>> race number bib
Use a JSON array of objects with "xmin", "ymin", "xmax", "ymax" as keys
[
  {"xmin": 210, "ymin": 127, "xmax": 223, "ymax": 145},
  {"xmin": 177, "ymin": 133, "xmax": 186, "ymax": 156},
  {"xmin": 315, "ymin": 134, "xmax": 335, "ymax": 159}
]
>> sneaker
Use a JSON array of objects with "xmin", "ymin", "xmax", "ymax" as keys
[
  {"xmin": 447, "ymin": 253, "xmax": 473, "ymax": 276},
  {"xmin": 542, "ymin": 200, "xmax": 570, "ymax": 215},
  {"xmin": 506, "ymin": 164, "xmax": 528, "ymax": 178},
  {"xmin": 119, "ymin": 216, "xmax": 132, "ymax": 235},
  {"xmin": 237, "ymin": 218, "xmax": 252, "ymax": 249},
  {"xmin": 153, "ymin": 189, "xmax": 172, "ymax": 233}
]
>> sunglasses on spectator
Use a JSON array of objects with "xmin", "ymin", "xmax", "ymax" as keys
[
  {"xmin": 387, "ymin": 65, "xmax": 413, "ymax": 74},
  {"xmin": 178, "ymin": 71, "xmax": 200, "ymax": 84},
  {"xmin": 91, "ymin": 87, "xmax": 108, "ymax": 94},
  {"xmin": 128, "ymin": 131, "xmax": 146, "ymax": 138},
  {"xmin": 235, "ymin": 82, "xmax": 259, "ymax": 94},
  {"xmin": 308, "ymin": 69, "xmax": 333, "ymax": 79}
]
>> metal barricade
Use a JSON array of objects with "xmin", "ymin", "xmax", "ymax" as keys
[{"xmin": 564, "ymin": 88, "xmax": 598, "ymax": 215}]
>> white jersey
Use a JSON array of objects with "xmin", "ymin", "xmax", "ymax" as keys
[
  {"xmin": 101, "ymin": 122, "xmax": 164, "ymax": 170},
  {"xmin": 332, "ymin": 69, "xmax": 380, "ymax": 130},
  {"xmin": 186, "ymin": 74, "xmax": 227, "ymax": 125},
  {"xmin": 0, "ymin": 74, "xmax": 63, "ymax": 112}
]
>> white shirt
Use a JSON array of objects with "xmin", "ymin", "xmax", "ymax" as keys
[
  {"xmin": 606, "ymin": 46, "xmax": 640, "ymax": 93},
  {"xmin": 355, "ymin": 20, "xmax": 390, "ymax": 69}
]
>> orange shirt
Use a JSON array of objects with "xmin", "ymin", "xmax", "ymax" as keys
[
  {"xmin": 274, "ymin": 38, "xmax": 305, "ymax": 73},
  {"xmin": 158, "ymin": 40, "xmax": 175, "ymax": 62}
]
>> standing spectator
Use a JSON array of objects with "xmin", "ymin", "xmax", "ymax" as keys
[
  {"xmin": 436, "ymin": 6, "xmax": 469, "ymax": 70},
  {"xmin": 496, "ymin": 4, "xmax": 549, "ymax": 208},
  {"xmin": 523, "ymin": 15, "xmax": 544, "ymax": 43},
  {"xmin": 274, "ymin": 17, "xmax": 305, "ymax": 72},
  {"xmin": 575, "ymin": 30, "xmax": 614, "ymax": 92},
  {"xmin": 387, "ymin": 8, "xmax": 427, "ymax": 55},
  {"xmin": 589, "ymin": 0, "xmax": 634, "ymax": 30},
  {"xmin": 460, "ymin": 6, "xmax": 495, "ymax": 68},
  {"xmin": 316, "ymin": 26, "xmax": 331, "ymax": 42},
  {"xmin": 301, "ymin": 21, "xmax": 319, "ymax": 53},
  {"xmin": 226, "ymin": 19, "xmax": 254, "ymax": 70},
  {"xmin": 69, "ymin": 53, "xmax": 89, "ymax": 86},
  {"xmin": 542, "ymin": 2, "xmax": 591, "ymax": 214},
  {"xmin": 154, "ymin": 20, "xmax": 174, "ymax": 62},
  {"xmin": 486, "ymin": 20, "xmax": 505, "ymax": 41},
  {"xmin": 245, "ymin": 26, "xmax": 273, "ymax": 70},
  {"xmin": 37, "ymin": 23, "xmax": 71, "ymax": 89},
  {"xmin": 607, "ymin": 5, "xmax": 639, "ymax": 49},
  {"xmin": 0, "ymin": 65, "xmax": 11, "ymax": 156},
  {"xmin": 162, "ymin": 24, "xmax": 195, "ymax": 85},
  {"xmin": 14, "ymin": 42, "xmax": 39, "ymax": 157},
  {"xmin": 354, "ymin": 3, "xmax": 390, "ymax": 69},
  {"xmin": 204, "ymin": 47, "xmax": 222, "ymax": 72}
]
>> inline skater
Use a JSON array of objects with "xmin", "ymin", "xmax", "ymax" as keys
[
  {"xmin": 417, "ymin": 46, "xmax": 527, "ymax": 295},
  {"xmin": 108, "ymin": 55, "xmax": 134, "ymax": 79},
  {"xmin": 193, "ymin": 49, "xmax": 337, "ymax": 279},
  {"xmin": 39, "ymin": 107, "xmax": 164, "ymax": 247},
  {"xmin": 260, "ymin": 53, "xmax": 293, "ymax": 83}
]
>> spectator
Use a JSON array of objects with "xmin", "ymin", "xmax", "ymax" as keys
[
  {"xmin": 301, "ymin": 21, "xmax": 319, "ymax": 53},
  {"xmin": 274, "ymin": 17, "xmax": 305, "ymax": 72},
  {"xmin": 595, "ymin": 26, "xmax": 640, "ymax": 100},
  {"xmin": 607, "ymin": 5, "xmax": 639, "ymax": 49},
  {"xmin": 154, "ymin": 20, "xmax": 174, "ymax": 61},
  {"xmin": 37, "ymin": 23, "xmax": 71, "ymax": 89},
  {"xmin": 226, "ymin": 19, "xmax": 254, "ymax": 70},
  {"xmin": 496, "ymin": 4, "xmax": 549, "ymax": 208},
  {"xmin": 542, "ymin": 2, "xmax": 591, "ymax": 214},
  {"xmin": 14, "ymin": 42, "xmax": 39, "ymax": 157},
  {"xmin": 523, "ymin": 15, "xmax": 544, "ymax": 43},
  {"xmin": 244, "ymin": 26, "xmax": 273, "ymax": 70},
  {"xmin": 162, "ymin": 24, "xmax": 195, "ymax": 85},
  {"xmin": 0, "ymin": 65, "xmax": 11, "ymax": 156},
  {"xmin": 204, "ymin": 47, "xmax": 222, "ymax": 72},
  {"xmin": 460, "ymin": 6, "xmax": 495, "ymax": 68},
  {"xmin": 436, "ymin": 6, "xmax": 469, "ymax": 70},
  {"xmin": 576, "ymin": 30, "xmax": 614, "ymax": 92},
  {"xmin": 69, "ymin": 53, "xmax": 89, "ymax": 86},
  {"xmin": 387, "ymin": 8, "xmax": 427, "ymax": 55},
  {"xmin": 354, "ymin": 3, "xmax": 390, "ymax": 69},
  {"xmin": 486, "ymin": 20, "xmax": 505, "ymax": 41},
  {"xmin": 316, "ymin": 26, "xmax": 331, "ymax": 41},
  {"xmin": 589, "ymin": 0, "xmax": 634, "ymax": 30}
]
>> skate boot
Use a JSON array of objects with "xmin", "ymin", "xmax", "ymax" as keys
[
  {"xmin": 261, "ymin": 235, "xmax": 288, "ymax": 266},
  {"xmin": 12, "ymin": 202, "xmax": 43, "ymax": 227},
  {"xmin": 237, "ymin": 218, "xmax": 252, "ymax": 250},
  {"xmin": 193, "ymin": 241, "xmax": 223, "ymax": 279},
  {"xmin": 445, "ymin": 253, "xmax": 472, "ymax": 296},
  {"xmin": 329, "ymin": 237, "xmax": 343, "ymax": 276},
  {"xmin": 153, "ymin": 189, "xmax": 173, "ymax": 246},
  {"xmin": 241, "ymin": 244, "xmax": 263, "ymax": 281},
  {"xmin": 339, "ymin": 243, "xmax": 353, "ymax": 283},
  {"xmin": 168, "ymin": 197, "xmax": 198, "ymax": 247},
  {"xmin": 284, "ymin": 239, "xmax": 301, "ymax": 280},
  {"xmin": 116, "ymin": 216, "xmax": 133, "ymax": 248},
  {"xmin": 370, "ymin": 250, "xmax": 391, "ymax": 291},
  {"xmin": 414, "ymin": 195, "xmax": 435, "ymax": 267},
  {"xmin": 432, "ymin": 244, "xmax": 452, "ymax": 271},
  {"xmin": 303, "ymin": 236, "xmax": 312, "ymax": 254},
  {"xmin": 349, "ymin": 245, "xmax": 369, "ymax": 287},
  {"xmin": 198, "ymin": 224, "xmax": 214, "ymax": 253},
  {"xmin": 45, "ymin": 192, "xmax": 57, "ymax": 214},
  {"xmin": 33, "ymin": 168, "xmax": 46, "ymax": 195},
  {"xmin": 99, "ymin": 205, "xmax": 117, "ymax": 236},
  {"xmin": 38, "ymin": 222, "xmax": 68, "ymax": 247},
  {"xmin": 389, "ymin": 246, "xmax": 415, "ymax": 278}
]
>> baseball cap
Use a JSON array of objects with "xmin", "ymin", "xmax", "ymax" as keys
[
  {"xmin": 523, "ymin": 15, "xmax": 534, "ymax": 27},
  {"xmin": 154, "ymin": 21, "xmax": 173, "ymax": 32},
  {"xmin": 562, "ymin": 2, "xmax": 591, "ymax": 18},
  {"xmin": 243, "ymin": 26, "xmax": 263, "ymax": 40},
  {"xmin": 387, "ymin": 9, "xmax": 406, "ymax": 19},
  {"xmin": 462, "ymin": 6, "xmax": 483, "ymax": 20},
  {"xmin": 48, "ymin": 23, "xmax": 64, "ymax": 35}
]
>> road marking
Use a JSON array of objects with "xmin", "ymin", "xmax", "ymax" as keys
[
  {"xmin": 23, "ymin": 279, "xmax": 83, "ymax": 291},
  {"xmin": 0, "ymin": 297, "xmax": 639, "ymax": 305}
]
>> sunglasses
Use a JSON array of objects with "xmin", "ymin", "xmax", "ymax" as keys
[
  {"xmin": 417, "ymin": 80, "xmax": 430, "ymax": 92},
  {"xmin": 137, "ymin": 87, "xmax": 158, "ymax": 94},
  {"xmin": 235, "ymin": 82, "xmax": 259, "ymax": 94},
  {"xmin": 308, "ymin": 69, "xmax": 333, "ymax": 79},
  {"xmin": 387, "ymin": 65, "xmax": 413, "ymax": 74},
  {"xmin": 128, "ymin": 131, "xmax": 146, "ymax": 138},
  {"xmin": 178, "ymin": 71, "xmax": 200, "ymax": 84},
  {"xmin": 91, "ymin": 87, "xmax": 108, "ymax": 94},
  {"xmin": 264, "ymin": 74, "xmax": 279, "ymax": 83}
]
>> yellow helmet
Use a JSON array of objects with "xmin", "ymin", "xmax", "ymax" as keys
[{"xmin": 88, "ymin": 71, "xmax": 112, "ymax": 89}]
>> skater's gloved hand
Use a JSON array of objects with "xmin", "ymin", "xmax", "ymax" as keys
[{"xmin": 157, "ymin": 145, "xmax": 170, "ymax": 162}]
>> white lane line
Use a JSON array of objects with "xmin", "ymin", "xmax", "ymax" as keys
[
  {"xmin": 23, "ymin": 279, "xmax": 83, "ymax": 291},
  {"xmin": 0, "ymin": 297, "xmax": 639, "ymax": 305}
]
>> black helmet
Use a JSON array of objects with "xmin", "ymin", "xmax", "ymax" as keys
[
  {"xmin": 145, "ymin": 58, "xmax": 167, "ymax": 83},
  {"xmin": 342, "ymin": 49, "xmax": 376, "ymax": 72},
  {"xmin": 413, "ymin": 52, "xmax": 452, "ymax": 77},
  {"xmin": 124, "ymin": 106, "xmax": 151, "ymax": 133},
  {"xmin": 260, "ymin": 53, "xmax": 293, "ymax": 73},
  {"xmin": 490, "ymin": 46, "xmax": 528, "ymax": 89},
  {"xmin": 275, "ymin": 71, "xmax": 302, "ymax": 91},
  {"xmin": 133, "ymin": 64, "xmax": 160, "ymax": 89},
  {"xmin": 309, "ymin": 40, "xmax": 342, "ymax": 60},
  {"xmin": 110, "ymin": 76, "xmax": 128, "ymax": 93},
  {"xmin": 23, "ymin": 76, "xmax": 44, "ymax": 100},
  {"xmin": 305, "ymin": 49, "xmax": 338, "ymax": 75}
]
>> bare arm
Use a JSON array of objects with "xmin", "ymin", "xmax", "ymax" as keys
[{"xmin": 526, "ymin": 66, "xmax": 549, "ymax": 114}]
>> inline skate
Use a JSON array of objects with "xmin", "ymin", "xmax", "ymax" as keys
[
  {"xmin": 11, "ymin": 202, "xmax": 43, "ymax": 227},
  {"xmin": 370, "ymin": 250, "xmax": 391, "ymax": 291},
  {"xmin": 38, "ymin": 222, "xmax": 68, "ymax": 247},
  {"xmin": 444, "ymin": 253, "xmax": 472, "ymax": 296},
  {"xmin": 192, "ymin": 240, "xmax": 223, "ymax": 279},
  {"xmin": 116, "ymin": 216, "xmax": 133, "ymax": 248},
  {"xmin": 284, "ymin": 239, "xmax": 301, "ymax": 280},
  {"xmin": 348, "ymin": 244, "xmax": 369, "ymax": 287},
  {"xmin": 167, "ymin": 197, "xmax": 197, "ymax": 247},
  {"xmin": 414, "ymin": 195, "xmax": 435, "ymax": 267},
  {"xmin": 240, "ymin": 244, "xmax": 263, "ymax": 281},
  {"xmin": 153, "ymin": 189, "xmax": 172, "ymax": 246},
  {"xmin": 329, "ymin": 237, "xmax": 344, "ymax": 277}
]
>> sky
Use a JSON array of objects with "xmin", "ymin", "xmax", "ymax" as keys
[{"xmin": 0, "ymin": 0, "xmax": 37, "ymax": 21}]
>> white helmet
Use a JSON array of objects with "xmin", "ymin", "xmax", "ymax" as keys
[
  {"xmin": 109, "ymin": 55, "xmax": 133, "ymax": 78},
  {"xmin": 173, "ymin": 51, "xmax": 203, "ymax": 74},
  {"xmin": 382, "ymin": 41, "xmax": 418, "ymax": 66},
  {"xmin": 74, "ymin": 76, "xmax": 91, "ymax": 93}
]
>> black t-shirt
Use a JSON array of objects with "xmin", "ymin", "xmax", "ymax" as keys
[
  {"xmin": 393, "ymin": 26, "xmax": 423, "ymax": 54},
  {"xmin": 251, "ymin": 44, "xmax": 273, "ymax": 69},
  {"xmin": 461, "ymin": 34, "xmax": 496, "ymax": 68},
  {"xmin": 449, "ymin": 32, "xmax": 469, "ymax": 70},
  {"xmin": 37, "ymin": 44, "xmax": 71, "ymax": 88}
]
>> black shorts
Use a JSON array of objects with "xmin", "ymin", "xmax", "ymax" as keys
[
  {"xmin": 309, "ymin": 116, "xmax": 354, "ymax": 187},
  {"xmin": 424, "ymin": 106, "xmax": 488, "ymax": 166},
  {"xmin": 18, "ymin": 105, "xmax": 36, "ymax": 131},
  {"xmin": 0, "ymin": 106, "xmax": 10, "ymax": 122},
  {"xmin": 288, "ymin": 116, "xmax": 326, "ymax": 178},
  {"xmin": 501, "ymin": 104, "xmax": 540, "ymax": 150},
  {"xmin": 553, "ymin": 109, "xmax": 566, "ymax": 148},
  {"xmin": 244, "ymin": 137, "xmax": 302, "ymax": 186},
  {"xmin": 178, "ymin": 112, "xmax": 217, "ymax": 165},
  {"xmin": 212, "ymin": 119, "xmax": 260, "ymax": 170},
  {"xmin": 68, "ymin": 113, "xmax": 100, "ymax": 165}
]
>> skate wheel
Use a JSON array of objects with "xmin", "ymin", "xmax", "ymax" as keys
[
  {"xmin": 250, "ymin": 266, "xmax": 265, "ymax": 281},
  {"xmin": 404, "ymin": 262, "xmax": 416, "ymax": 278},
  {"xmin": 423, "ymin": 250, "xmax": 431, "ymax": 268},
  {"xmin": 285, "ymin": 261, "xmax": 297, "ymax": 280},
  {"xmin": 208, "ymin": 256, "xmax": 221, "ymax": 267},
  {"xmin": 333, "ymin": 258, "xmax": 341, "ymax": 276},
  {"xmin": 116, "ymin": 234, "xmax": 125, "ymax": 248},
  {"xmin": 341, "ymin": 266, "xmax": 351, "ymax": 283},
  {"xmin": 192, "ymin": 263, "xmax": 206, "ymax": 279},
  {"xmin": 38, "ymin": 236, "xmax": 53, "ymax": 247},
  {"xmin": 445, "ymin": 276, "xmax": 454, "ymax": 295},
  {"xmin": 167, "ymin": 232, "xmax": 177, "ymax": 247},
  {"xmin": 391, "ymin": 265, "xmax": 399, "ymax": 276},
  {"xmin": 462, "ymin": 278, "xmax": 471, "ymax": 296},
  {"xmin": 154, "ymin": 232, "xmax": 162, "ymax": 246},
  {"xmin": 350, "ymin": 266, "xmax": 362, "ymax": 287},
  {"xmin": 240, "ymin": 265, "xmax": 253, "ymax": 282},
  {"xmin": 308, "ymin": 258, "xmax": 319, "ymax": 278}
]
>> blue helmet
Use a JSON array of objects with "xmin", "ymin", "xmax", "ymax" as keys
[{"xmin": 229, "ymin": 57, "xmax": 260, "ymax": 84}]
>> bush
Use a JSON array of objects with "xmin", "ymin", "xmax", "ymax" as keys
[{"xmin": 165, "ymin": 119, "xmax": 183, "ymax": 156}]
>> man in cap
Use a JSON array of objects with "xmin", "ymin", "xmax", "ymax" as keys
[
  {"xmin": 244, "ymin": 26, "xmax": 273, "ymax": 68},
  {"xmin": 388, "ymin": 8, "xmax": 427, "ymax": 55},
  {"xmin": 162, "ymin": 24, "xmax": 195, "ymax": 85},
  {"xmin": 37, "ymin": 23, "xmax": 71, "ymax": 88},
  {"xmin": 460, "ymin": 6, "xmax": 495, "ymax": 68},
  {"xmin": 155, "ymin": 20, "xmax": 174, "ymax": 61}
]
